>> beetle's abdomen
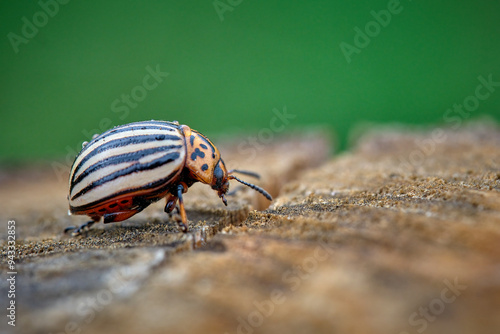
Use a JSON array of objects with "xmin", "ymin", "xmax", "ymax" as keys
[{"xmin": 68, "ymin": 121, "xmax": 186, "ymax": 215}]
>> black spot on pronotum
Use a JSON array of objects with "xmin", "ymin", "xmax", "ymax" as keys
[
  {"xmin": 191, "ymin": 148, "xmax": 205, "ymax": 161},
  {"xmin": 200, "ymin": 143, "xmax": 208, "ymax": 149},
  {"xmin": 201, "ymin": 164, "xmax": 209, "ymax": 171},
  {"xmin": 192, "ymin": 130, "xmax": 216, "ymax": 156},
  {"xmin": 121, "ymin": 200, "xmax": 129, "ymax": 204},
  {"xmin": 212, "ymin": 153, "xmax": 216, "ymax": 159},
  {"xmin": 190, "ymin": 135, "xmax": 195, "ymax": 146},
  {"xmin": 109, "ymin": 203, "xmax": 118, "ymax": 208}
]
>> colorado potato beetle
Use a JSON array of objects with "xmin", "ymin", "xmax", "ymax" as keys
[{"xmin": 66, "ymin": 120, "xmax": 272, "ymax": 235}]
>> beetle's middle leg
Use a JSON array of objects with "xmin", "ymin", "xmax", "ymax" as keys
[
  {"xmin": 174, "ymin": 184, "xmax": 189, "ymax": 233},
  {"xmin": 176, "ymin": 184, "xmax": 188, "ymax": 233},
  {"xmin": 163, "ymin": 184, "xmax": 188, "ymax": 233}
]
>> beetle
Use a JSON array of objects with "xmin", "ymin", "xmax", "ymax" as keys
[{"xmin": 65, "ymin": 120, "xmax": 272, "ymax": 235}]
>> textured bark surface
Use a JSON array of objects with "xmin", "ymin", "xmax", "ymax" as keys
[{"xmin": 1, "ymin": 125, "xmax": 499, "ymax": 334}]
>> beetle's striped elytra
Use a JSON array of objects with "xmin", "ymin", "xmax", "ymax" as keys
[{"xmin": 66, "ymin": 120, "xmax": 272, "ymax": 235}]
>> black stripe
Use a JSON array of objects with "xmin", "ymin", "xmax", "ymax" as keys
[
  {"xmin": 106, "ymin": 121, "xmax": 179, "ymax": 136},
  {"xmin": 71, "ymin": 151, "xmax": 181, "ymax": 201},
  {"xmin": 69, "ymin": 169, "xmax": 181, "ymax": 213},
  {"xmin": 71, "ymin": 144, "xmax": 183, "ymax": 189},
  {"xmin": 78, "ymin": 123, "xmax": 178, "ymax": 156},
  {"xmin": 131, "ymin": 120, "xmax": 180, "ymax": 128},
  {"xmin": 97, "ymin": 121, "xmax": 178, "ymax": 140},
  {"xmin": 88, "ymin": 124, "xmax": 178, "ymax": 147},
  {"xmin": 72, "ymin": 133, "xmax": 182, "ymax": 179}
]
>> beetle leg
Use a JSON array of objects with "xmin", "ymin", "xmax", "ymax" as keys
[
  {"xmin": 64, "ymin": 218, "xmax": 99, "ymax": 236},
  {"xmin": 167, "ymin": 206, "xmax": 180, "ymax": 219},
  {"xmin": 176, "ymin": 184, "xmax": 189, "ymax": 233},
  {"xmin": 164, "ymin": 194, "xmax": 178, "ymax": 214}
]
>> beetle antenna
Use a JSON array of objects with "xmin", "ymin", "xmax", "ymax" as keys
[
  {"xmin": 228, "ymin": 169, "xmax": 261, "ymax": 179},
  {"xmin": 229, "ymin": 175, "xmax": 272, "ymax": 201}
]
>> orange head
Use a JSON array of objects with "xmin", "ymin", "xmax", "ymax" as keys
[{"xmin": 180, "ymin": 125, "xmax": 272, "ymax": 205}]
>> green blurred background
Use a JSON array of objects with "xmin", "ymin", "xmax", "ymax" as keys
[{"xmin": 1, "ymin": 0, "xmax": 499, "ymax": 164}]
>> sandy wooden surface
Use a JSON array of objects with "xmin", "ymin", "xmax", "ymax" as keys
[{"xmin": 1, "ymin": 125, "xmax": 499, "ymax": 334}]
